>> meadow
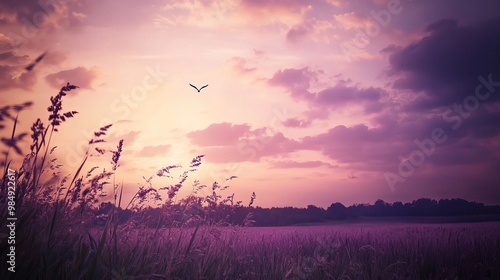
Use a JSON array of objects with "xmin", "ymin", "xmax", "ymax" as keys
[{"xmin": 1, "ymin": 84, "xmax": 500, "ymax": 280}]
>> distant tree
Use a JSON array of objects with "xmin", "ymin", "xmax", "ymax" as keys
[
  {"xmin": 372, "ymin": 199, "xmax": 390, "ymax": 216},
  {"xmin": 413, "ymin": 198, "xmax": 438, "ymax": 216},
  {"xmin": 307, "ymin": 205, "xmax": 326, "ymax": 217},
  {"xmin": 391, "ymin": 201, "xmax": 405, "ymax": 216},
  {"xmin": 326, "ymin": 202, "xmax": 348, "ymax": 220}
]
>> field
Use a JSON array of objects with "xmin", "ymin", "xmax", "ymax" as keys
[
  {"xmin": 4, "ymin": 218, "xmax": 500, "ymax": 279},
  {"xmin": 140, "ymin": 222, "xmax": 500, "ymax": 280}
]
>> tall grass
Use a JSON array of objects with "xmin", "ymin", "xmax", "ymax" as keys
[{"xmin": 0, "ymin": 83, "xmax": 255, "ymax": 279}]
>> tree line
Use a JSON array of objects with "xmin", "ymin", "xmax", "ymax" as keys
[{"xmin": 93, "ymin": 198, "xmax": 500, "ymax": 227}]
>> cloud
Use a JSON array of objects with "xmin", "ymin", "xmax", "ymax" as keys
[
  {"xmin": 282, "ymin": 118, "xmax": 312, "ymax": 128},
  {"xmin": 324, "ymin": 0, "xmax": 342, "ymax": 7},
  {"xmin": 0, "ymin": 34, "xmax": 13, "ymax": 52},
  {"xmin": 301, "ymin": 124, "xmax": 399, "ymax": 168},
  {"xmin": 188, "ymin": 123, "xmax": 252, "ymax": 147},
  {"xmin": 286, "ymin": 23, "xmax": 310, "ymax": 43},
  {"xmin": 230, "ymin": 57, "xmax": 257, "ymax": 74},
  {"xmin": 200, "ymin": 131, "xmax": 299, "ymax": 163},
  {"xmin": 0, "ymin": 65, "xmax": 36, "ymax": 90},
  {"xmin": 0, "ymin": 0, "xmax": 86, "ymax": 26},
  {"xmin": 268, "ymin": 67, "xmax": 316, "ymax": 100},
  {"xmin": 0, "ymin": 49, "xmax": 40, "ymax": 90},
  {"xmin": 296, "ymin": 100, "xmax": 500, "ymax": 174},
  {"xmin": 0, "ymin": 51, "xmax": 28, "ymax": 64},
  {"xmin": 334, "ymin": 12, "xmax": 370, "ymax": 30},
  {"xmin": 45, "ymin": 66, "xmax": 98, "ymax": 89},
  {"xmin": 384, "ymin": 17, "xmax": 500, "ymax": 111},
  {"xmin": 240, "ymin": 0, "xmax": 313, "ymax": 18},
  {"xmin": 187, "ymin": 122, "xmax": 300, "ymax": 163},
  {"xmin": 137, "ymin": 145, "xmax": 171, "ymax": 157},
  {"xmin": 269, "ymin": 160, "xmax": 337, "ymax": 169},
  {"xmin": 284, "ymin": 17, "xmax": 338, "ymax": 45},
  {"xmin": 365, "ymin": 16, "xmax": 500, "ymax": 183},
  {"xmin": 0, "ymin": 0, "xmax": 87, "ymax": 49},
  {"xmin": 268, "ymin": 67, "xmax": 388, "ymax": 116},
  {"xmin": 313, "ymin": 84, "xmax": 385, "ymax": 113}
]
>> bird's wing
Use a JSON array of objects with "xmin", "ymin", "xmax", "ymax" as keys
[
  {"xmin": 200, "ymin": 84, "xmax": 209, "ymax": 90},
  {"xmin": 189, "ymin": 83, "xmax": 199, "ymax": 91},
  {"xmin": 25, "ymin": 64, "xmax": 35, "ymax": 71}
]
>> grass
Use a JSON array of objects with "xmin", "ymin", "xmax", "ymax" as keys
[{"xmin": 1, "ymin": 83, "xmax": 500, "ymax": 279}]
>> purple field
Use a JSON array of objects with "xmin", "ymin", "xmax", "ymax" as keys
[{"xmin": 77, "ymin": 221, "xmax": 500, "ymax": 279}]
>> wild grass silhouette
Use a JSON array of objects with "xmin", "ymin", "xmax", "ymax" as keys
[
  {"xmin": 25, "ymin": 52, "xmax": 47, "ymax": 72},
  {"xmin": 1, "ymin": 83, "xmax": 499, "ymax": 280},
  {"xmin": 0, "ymin": 82, "xmax": 256, "ymax": 279}
]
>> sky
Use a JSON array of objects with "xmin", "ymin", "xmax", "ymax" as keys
[{"xmin": 1, "ymin": 0, "xmax": 500, "ymax": 208}]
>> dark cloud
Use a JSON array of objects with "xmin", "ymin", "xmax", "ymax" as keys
[
  {"xmin": 261, "ymin": 17, "xmax": 500, "ymax": 194},
  {"xmin": 314, "ymin": 84, "xmax": 385, "ymax": 113},
  {"xmin": 0, "ymin": 0, "xmax": 87, "ymax": 53},
  {"xmin": 371, "ymin": 15, "xmax": 500, "ymax": 187},
  {"xmin": 0, "ymin": 0, "xmax": 86, "ymax": 28},
  {"xmin": 301, "ymin": 124, "xmax": 401, "ymax": 170},
  {"xmin": 385, "ymin": 17, "xmax": 500, "ymax": 111},
  {"xmin": 0, "ymin": 50, "xmax": 69, "ymax": 91},
  {"xmin": 268, "ymin": 67, "xmax": 388, "ymax": 117},
  {"xmin": 0, "ymin": 51, "xmax": 29, "ymax": 64},
  {"xmin": 298, "ymin": 106, "xmax": 500, "ymax": 173}
]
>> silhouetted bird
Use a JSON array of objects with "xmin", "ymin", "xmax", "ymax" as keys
[
  {"xmin": 25, "ymin": 52, "xmax": 47, "ymax": 71},
  {"xmin": 348, "ymin": 174, "xmax": 358, "ymax": 179},
  {"xmin": 189, "ymin": 83, "xmax": 208, "ymax": 92}
]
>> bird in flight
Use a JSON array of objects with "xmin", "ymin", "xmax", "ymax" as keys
[
  {"xmin": 25, "ymin": 51, "xmax": 47, "ymax": 71},
  {"xmin": 348, "ymin": 174, "xmax": 358, "ymax": 179},
  {"xmin": 189, "ymin": 83, "xmax": 208, "ymax": 92}
]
